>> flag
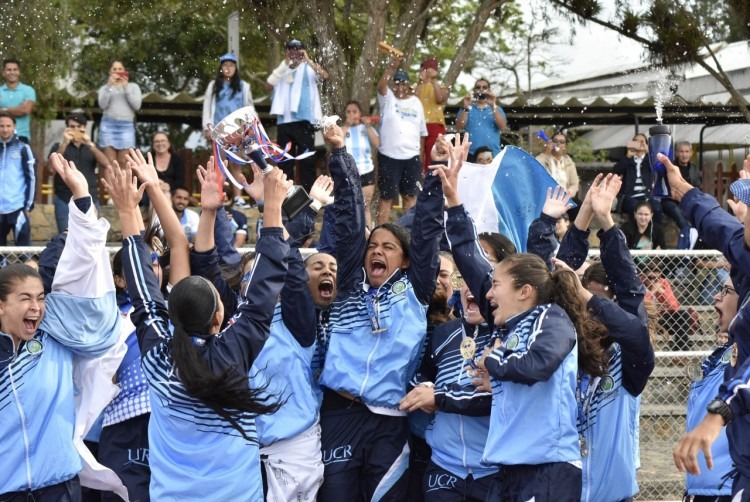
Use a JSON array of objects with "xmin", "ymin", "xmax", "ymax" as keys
[{"xmin": 457, "ymin": 146, "xmax": 574, "ymax": 252}]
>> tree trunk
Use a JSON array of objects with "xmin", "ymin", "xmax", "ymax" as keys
[
  {"xmin": 351, "ymin": 0, "xmax": 390, "ymax": 114},
  {"xmin": 443, "ymin": 0, "xmax": 508, "ymax": 90}
]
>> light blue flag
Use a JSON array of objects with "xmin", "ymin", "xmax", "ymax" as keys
[{"xmin": 457, "ymin": 146, "xmax": 574, "ymax": 252}]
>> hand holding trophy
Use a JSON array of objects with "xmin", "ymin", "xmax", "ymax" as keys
[{"xmin": 209, "ymin": 106, "xmax": 313, "ymax": 219}]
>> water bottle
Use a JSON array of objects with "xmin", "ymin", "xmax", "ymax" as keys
[{"xmin": 649, "ymin": 124, "xmax": 673, "ymax": 199}]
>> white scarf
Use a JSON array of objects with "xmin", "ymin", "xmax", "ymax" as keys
[{"xmin": 270, "ymin": 62, "xmax": 322, "ymax": 123}]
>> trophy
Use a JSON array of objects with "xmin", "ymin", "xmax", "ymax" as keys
[{"xmin": 209, "ymin": 107, "xmax": 313, "ymax": 220}]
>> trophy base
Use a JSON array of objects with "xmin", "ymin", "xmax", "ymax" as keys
[{"xmin": 283, "ymin": 185, "xmax": 314, "ymax": 220}]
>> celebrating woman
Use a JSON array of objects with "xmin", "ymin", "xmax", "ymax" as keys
[
  {"xmin": 1, "ymin": 154, "xmax": 120, "ymax": 499},
  {"xmin": 105, "ymin": 155, "xmax": 291, "ymax": 500}
]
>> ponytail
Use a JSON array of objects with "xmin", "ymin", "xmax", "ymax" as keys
[{"xmin": 169, "ymin": 276, "xmax": 280, "ymax": 440}]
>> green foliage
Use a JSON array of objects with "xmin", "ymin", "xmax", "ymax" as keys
[{"xmin": 0, "ymin": 0, "xmax": 80, "ymax": 119}]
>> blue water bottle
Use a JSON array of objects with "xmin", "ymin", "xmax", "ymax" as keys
[{"xmin": 649, "ymin": 124, "xmax": 673, "ymax": 199}]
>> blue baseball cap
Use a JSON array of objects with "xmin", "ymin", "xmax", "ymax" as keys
[
  {"xmin": 730, "ymin": 179, "xmax": 750, "ymax": 206},
  {"xmin": 393, "ymin": 69, "xmax": 409, "ymax": 82},
  {"xmin": 220, "ymin": 53, "xmax": 238, "ymax": 63}
]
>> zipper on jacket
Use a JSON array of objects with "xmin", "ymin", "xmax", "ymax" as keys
[{"xmin": 8, "ymin": 347, "xmax": 34, "ymax": 491}]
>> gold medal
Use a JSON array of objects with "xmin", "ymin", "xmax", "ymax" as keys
[{"xmin": 460, "ymin": 337, "xmax": 476, "ymax": 360}]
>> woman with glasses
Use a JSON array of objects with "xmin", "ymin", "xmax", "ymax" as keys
[
  {"xmin": 535, "ymin": 131, "xmax": 580, "ymax": 201},
  {"xmin": 455, "ymin": 79, "xmax": 507, "ymax": 162},
  {"xmin": 684, "ymin": 279, "xmax": 737, "ymax": 501}
]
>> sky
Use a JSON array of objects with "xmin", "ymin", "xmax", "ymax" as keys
[{"xmin": 526, "ymin": 0, "xmax": 646, "ymax": 83}]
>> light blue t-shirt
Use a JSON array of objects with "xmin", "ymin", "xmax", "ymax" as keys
[
  {"xmin": 214, "ymin": 81, "xmax": 245, "ymax": 125},
  {"xmin": 0, "ymin": 82, "xmax": 36, "ymax": 140},
  {"xmin": 457, "ymin": 104, "xmax": 505, "ymax": 156}
]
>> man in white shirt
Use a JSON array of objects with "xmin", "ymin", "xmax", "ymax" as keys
[{"xmin": 376, "ymin": 57, "xmax": 427, "ymax": 225}]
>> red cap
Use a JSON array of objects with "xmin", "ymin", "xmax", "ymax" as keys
[{"xmin": 421, "ymin": 57, "xmax": 438, "ymax": 71}]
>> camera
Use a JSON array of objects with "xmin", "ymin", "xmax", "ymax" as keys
[{"xmin": 473, "ymin": 92, "xmax": 487, "ymax": 100}]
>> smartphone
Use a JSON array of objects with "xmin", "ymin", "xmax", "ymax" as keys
[
  {"xmin": 473, "ymin": 92, "xmax": 487, "ymax": 100},
  {"xmin": 116, "ymin": 71, "xmax": 129, "ymax": 79},
  {"xmin": 71, "ymin": 129, "xmax": 85, "ymax": 140}
]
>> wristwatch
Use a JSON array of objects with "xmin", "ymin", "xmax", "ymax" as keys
[{"xmin": 706, "ymin": 398, "xmax": 734, "ymax": 425}]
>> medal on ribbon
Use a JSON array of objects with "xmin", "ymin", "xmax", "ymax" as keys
[
  {"xmin": 460, "ymin": 337, "xmax": 476, "ymax": 361},
  {"xmin": 579, "ymin": 435, "xmax": 589, "ymax": 457},
  {"xmin": 365, "ymin": 289, "xmax": 386, "ymax": 334}
]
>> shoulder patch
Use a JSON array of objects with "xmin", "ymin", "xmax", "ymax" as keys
[{"xmin": 392, "ymin": 280, "xmax": 407, "ymax": 295}]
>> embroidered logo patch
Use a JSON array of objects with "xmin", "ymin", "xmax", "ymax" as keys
[
  {"xmin": 599, "ymin": 375, "xmax": 615, "ymax": 392},
  {"xmin": 504, "ymin": 334, "xmax": 520, "ymax": 350},
  {"xmin": 26, "ymin": 339, "xmax": 43, "ymax": 355},
  {"xmin": 392, "ymin": 280, "xmax": 407, "ymax": 295},
  {"xmin": 722, "ymin": 348, "xmax": 733, "ymax": 364}
]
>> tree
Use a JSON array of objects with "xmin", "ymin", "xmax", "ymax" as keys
[
  {"xmin": 242, "ymin": 0, "xmax": 517, "ymax": 115},
  {"xmin": 549, "ymin": 0, "xmax": 750, "ymax": 123}
]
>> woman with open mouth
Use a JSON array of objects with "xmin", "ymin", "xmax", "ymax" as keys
[
  {"xmin": 433, "ymin": 150, "xmax": 602, "ymax": 501},
  {"xmin": 531, "ymin": 174, "xmax": 654, "ymax": 502},
  {"xmin": 315, "ymin": 125, "xmax": 454, "ymax": 500},
  {"xmin": 1, "ymin": 154, "xmax": 121, "ymax": 500}
]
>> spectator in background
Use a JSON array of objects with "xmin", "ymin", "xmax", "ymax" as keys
[
  {"xmin": 97, "ymin": 59, "xmax": 142, "ymax": 168},
  {"xmin": 222, "ymin": 192, "xmax": 249, "ymax": 248},
  {"xmin": 614, "ymin": 133, "xmax": 653, "ymax": 218},
  {"xmin": 48, "ymin": 112, "xmax": 109, "ymax": 234},
  {"xmin": 535, "ymin": 131, "xmax": 580, "ymax": 199},
  {"xmin": 376, "ymin": 58, "xmax": 427, "ymax": 225},
  {"xmin": 455, "ymin": 78, "xmax": 506, "ymax": 161},
  {"xmin": 0, "ymin": 58, "xmax": 35, "ymax": 143},
  {"xmin": 415, "ymin": 57, "xmax": 448, "ymax": 172},
  {"xmin": 202, "ymin": 52, "xmax": 255, "ymax": 208},
  {"xmin": 642, "ymin": 263, "xmax": 694, "ymax": 351},
  {"xmin": 0, "ymin": 112, "xmax": 34, "ymax": 246},
  {"xmin": 151, "ymin": 131, "xmax": 185, "ymax": 194},
  {"xmin": 474, "ymin": 146, "xmax": 494, "ymax": 165},
  {"xmin": 674, "ymin": 140, "xmax": 701, "ymax": 188},
  {"xmin": 343, "ymin": 100, "xmax": 379, "ymax": 228},
  {"xmin": 265, "ymin": 39, "xmax": 329, "ymax": 192},
  {"xmin": 150, "ymin": 186, "xmax": 200, "ymax": 244},
  {"xmin": 620, "ymin": 200, "xmax": 666, "ymax": 250}
]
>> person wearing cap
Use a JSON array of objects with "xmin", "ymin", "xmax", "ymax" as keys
[
  {"xmin": 455, "ymin": 78, "xmax": 506, "ymax": 161},
  {"xmin": 264, "ymin": 39, "xmax": 329, "ymax": 193},
  {"xmin": 202, "ymin": 52, "xmax": 256, "ymax": 208},
  {"xmin": 669, "ymin": 152, "xmax": 750, "ymax": 498},
  {"xmin": 375, "ymin": 55, "xmax": 428, "ymax": 225},
  {"xmin": 415, "ymin": 57, "xmax": 448, "ymax": 173},
  {"xmin": 48, "ymin": 112, "xmax": 109, "ymax": 234}
]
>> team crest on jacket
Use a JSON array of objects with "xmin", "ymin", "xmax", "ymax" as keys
[
  {"xmin": 722, "ymin": 348, "xmax": 733, "ymax": 365},
  {"xmin": 504, "ymin": 334, "xmax": 520, "ymax": 350},
  {"xmin": 392, "ymin": 280, "xmax": 407, "ymax": 295},
  {"xmin": 598, "ymin": 375, "xmax": 615, "ymax": 393},
  {"xmin": 25, "ymin": 339, "xmax": 43, "ymax": 355}
]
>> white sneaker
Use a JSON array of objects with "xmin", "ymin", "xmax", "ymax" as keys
[{"xmin": 234, "ymin": 196, "xmax": 250, "ymax": 208}]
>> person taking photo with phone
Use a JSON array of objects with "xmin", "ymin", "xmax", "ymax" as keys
[
  {"xmin": 455, "ymin": 78, "xmax": 506, "ymax": 162},
  {"xmin": 97, "ymin": 59, "xmax": 142, "ymax": 172}
]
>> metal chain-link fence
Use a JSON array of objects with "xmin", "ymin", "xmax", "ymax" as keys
[{"xmin": 0, "ymin": 246, "xmax": 730, "ymax": 500}]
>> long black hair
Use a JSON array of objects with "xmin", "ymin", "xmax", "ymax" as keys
[
  {"xmin": 168, "ymin": 276, "xmax": 279, "ymax": 440},
  {"xmin": 212, "ymin": 60, "xmax": 241, "ymax": 99}
]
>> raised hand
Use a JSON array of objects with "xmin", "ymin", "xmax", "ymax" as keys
[
  {"xmin": 264, "ymin": 167, "xmax": 291, "ymax": 213},
  {"xmin": 195, "ymin": 157, "xmax": 225, "ymax": 211},
  {"xmin": 239, "ymin": 163, "xmax": 264, "ymax": 204},
  {"xmin": 49, "ymin": 153, "xmax": 90, "ymax": 200},
  {"xmin": 660, "ymin": 153, "xmax": 694, "ymax": 202},
  {"xmin": 323, "ymin": 122, "xmax": 345, "ymax": 148},
  {"xmin": 431, "ymin": 134, "xmax": 450, "ymax": 162},
  {"xmin": 541, "ymin": 185, "xmax": 572, "ymax": 219},
  {"xmin": 590, "ymin": 173, "xmax": 620, "ymax": 216},
  {"xmin": 309, "ymin": 175, "xmax": 334, "ymax": 207},
  {"xmin": 126, "ymin": 148, "xmax": 159, "ymax": 187},
  {"xmin": 101, "ymin": 160, "xmax": 145, "ymax": 212}
]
